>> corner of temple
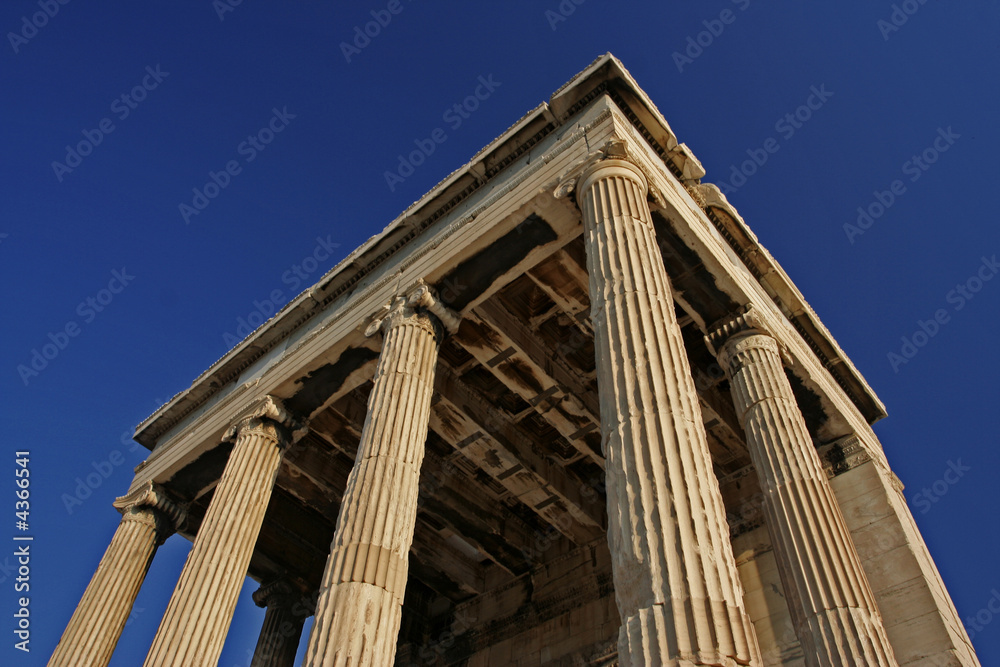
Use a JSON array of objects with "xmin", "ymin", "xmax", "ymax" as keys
[{"xmin": 553, "ymin": 134, "xmax": 644, "ymax": 202}]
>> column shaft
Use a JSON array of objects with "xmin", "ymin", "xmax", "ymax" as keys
[
  {"xmin": 717, "ymin": 329, "xmax": 897, "ymax": 666},
  {"xmin": 304, "ymin": 290, "xmax": 443, "ymax": 667},
  {"xmin": 49, "ymin": 503, "xmax": 171, "ymax": 667},
  {"xmin": 578, "ymin": 153, "xmax": 758, "ymax": 667},
  {"xmin": 144, "ymin": 409, "xmax": 289, "ymax": 667},
  {"xmin": 251, "ymin": 602, "xmax": 306, "ymax": 667}
]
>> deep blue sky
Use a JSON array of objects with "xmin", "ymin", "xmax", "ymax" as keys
[{"xmin": 3, "ymin": 1, "xmax": 998, "ymax": 665}]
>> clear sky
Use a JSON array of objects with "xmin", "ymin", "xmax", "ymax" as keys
[{"xmin": 3, "ymin": 1, "xmax": 998, "ymax": 665}]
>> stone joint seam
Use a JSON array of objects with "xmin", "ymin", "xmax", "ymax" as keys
[{"xmin": 331, "ymin": 542, "xmax": 408, "ymax": 603}]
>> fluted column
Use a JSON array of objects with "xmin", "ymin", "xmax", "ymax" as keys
[
  {"xmin": 144, "ymin": 396, "xmax": 297, "ymax": 667},
  {"xmin": 48, "ymin": 483, "xmax": 183, "ymax": 667},
  {"xmin": 304, "ymin": 282, "xmax": 457, "ymax": 667},
  {"xmin": 573, "ymin": 140, "xmax": 759, "ymax": 666},
  {"xmin": 251, "ymin": 580, "xmax": 308, "ymax": 667},
  {"xmin": 708, "ymin": 309, "xmax": 897, "ymax": 667}
]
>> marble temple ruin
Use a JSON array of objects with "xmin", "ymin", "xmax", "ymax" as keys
[{"xmin": 49, "ymin": 54, "xmax": 979, "ymax": 667}]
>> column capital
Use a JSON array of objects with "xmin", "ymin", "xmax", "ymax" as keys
[
  {"xmin": 252, "ymin": 579, "xmax": 301, "ymax": 610},
  {"xmin": 555, "ymin": 138, "xmax": 650, "ymax": 202},
  {"xmin": 705, "ymin": 305, "xmax": 780, "ymax": 363},
  {"xmin": 364, "ymin": 280, "xmax": 460, "ymax": 339},
  {"xmin": 223, "ymin": 395, "xmax": 300, "ymax": 447},
  {"xmin": 113, "ymin": 481, "xmax": 186, "ymax": 536}
]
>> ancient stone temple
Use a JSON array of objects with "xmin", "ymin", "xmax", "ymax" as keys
[{"xmin": 50, "ymin": 54, "xmax": 980, "ymax": 667}]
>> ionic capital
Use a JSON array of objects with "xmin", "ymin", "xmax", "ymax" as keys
[
  {"xmin": 553, "ymin": 138, "xmax": 649, "ymax": 201},
  {"xmin": 113, "ymin": 481, "xmax": 186, "ymax": 537},
  {"xmin": 223, "ymin": 395, "xmax": 300, "ymax": 447},
  {"xmin": 364, "ymin": 281, "xmax": 460, "ymax": 340},
  {"xmin": 705, "ymin": 305, "xmax": 779, "ymax": 367},
  {"xmin": 252, "ymin": 579, "xmax": 300, "ymax": 611}
]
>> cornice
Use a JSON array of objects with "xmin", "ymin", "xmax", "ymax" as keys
[{"xmin": 135, "ymin": 53, "xmax": 887, "ymax": 455}]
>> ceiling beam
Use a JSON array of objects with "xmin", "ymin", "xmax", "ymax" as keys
[
  {"xmin": 432, "ymin": 365, "xmax": 604, "ymax": 545},
  {"xmin": 327, "ymin": 390, "xmax": 542, "ymax": 576},
  {"xmin": 456, "ymin": 306, "xmax": 603, "ymax": 467}
]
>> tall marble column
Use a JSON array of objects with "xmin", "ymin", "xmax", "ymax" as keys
[
  {"xmin": 573, "ymin": 140, "xmax": 759, "ymax": 666},
  {"xmin": 250, "ymin": 580, "xmax": 308, "ymax": 667},
  {"xmin": 48, "ymin": 483, "xmax": 183, "ymax": 667},
  {"xmin": 304, "ymin": 282, "xmax": 457, "ymax": 667},
  {"xmin": 144, "ymin": 396, "xmax": 297, "ymax": 667},
  {"xmin": 707, "ymin": 308, "xmax": 897, "ymax": 667}
]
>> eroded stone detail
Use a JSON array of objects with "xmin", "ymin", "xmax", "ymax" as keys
[
  {"xmin": 709, "ymin": 313, "xmax": 898, "ymax": 667},
  {"xmin": 818, "ymin": 435, "xmax": 874, "ymax": 478},
  {"xmin": 578, "ymin": 151, "xmax": 759, "ymax": 667},
  {"xmin": 364, "ymin": 281, "xmax": 460, "ymax": 339},
  {"xmin": 304, "ymin": 286, "xmax": 445, "ymax": 667}
]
